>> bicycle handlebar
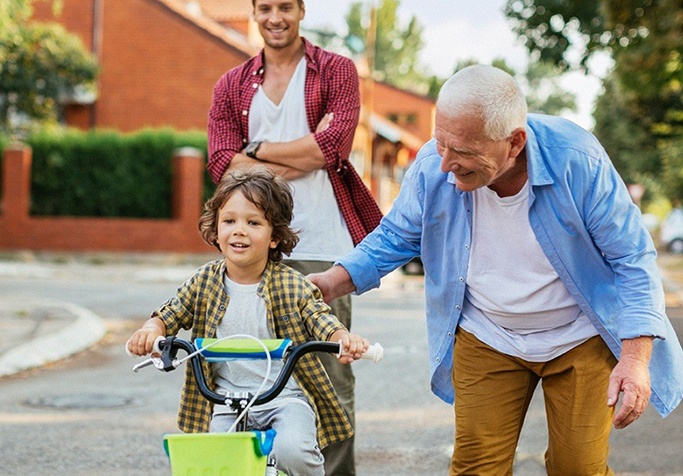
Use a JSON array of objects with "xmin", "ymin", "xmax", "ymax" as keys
[{"xmin": 128, "ymin": 336, "xmax": 383, "ymax": 407}]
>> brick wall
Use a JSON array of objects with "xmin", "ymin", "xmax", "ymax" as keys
[{"xmin": 0, "ymin": 145, "xmax": 213, "ymax": 253}]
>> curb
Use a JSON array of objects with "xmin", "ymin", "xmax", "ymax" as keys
[{"xmin": 0, "ymin": 301, "xmax": 107, "ymax": 378}]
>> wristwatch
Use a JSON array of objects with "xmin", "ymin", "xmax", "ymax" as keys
[{"xmin": 244, "ymin": 141, "xmax": 263, "ymax": 159}]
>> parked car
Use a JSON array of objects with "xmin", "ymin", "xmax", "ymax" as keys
[{"xmin": 660, "ymin": 208, "xmax": 683, "ymax": 254}]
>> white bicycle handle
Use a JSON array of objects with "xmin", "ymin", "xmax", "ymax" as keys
[{"xmin": 339, "ymin": 342, "xmax": 384, "ymax": 363}]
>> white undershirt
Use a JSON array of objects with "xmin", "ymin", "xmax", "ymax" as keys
[
  {"xmin": 459, "ymin": 181, "xmax": 598, "ymax": 361},
  {"xmin": 212, "ymin": 276, "xmax": 304, "ymax": 414},
  {"xmin": 249, "ymin": 57, "xmax": 353, "ymax": 261}
]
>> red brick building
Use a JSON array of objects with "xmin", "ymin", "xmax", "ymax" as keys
[
  {"xmin": 32, "ymin": 0, "xmax": 258, "ymax": 132},
  {"xmin": 31, "ymin": 0, "xmax": 435, "ymax": 209}
]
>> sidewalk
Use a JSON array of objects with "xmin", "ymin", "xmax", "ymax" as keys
[
  {"xmin": 1, "ymin": 252, "xmax": 682, "ymax": 378},
  {"xmin": 0, "ymin": 296, "xmax": 107, "ymax": 377},
  {"xmin": 0, "ymin": 252, "xmax": 212, "ymax": 378}
]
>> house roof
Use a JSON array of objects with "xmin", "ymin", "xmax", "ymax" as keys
[
  {"xmin": 184, "ymin": 0, "xmax": 252, "ymax": 22},
  {"xmin": 155, "ymin": 0, "xmax": 257, "ymax": 56},
  {"xmin": 371, "ymin": 113, "xmax": 425, "ymax": 153}
]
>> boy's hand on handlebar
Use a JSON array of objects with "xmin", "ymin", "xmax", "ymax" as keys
[
  {"xmin": 126, "ymin": 318, "xmax": 166, "ymax": 356},
  {"xmin": 329, "ymin": 330, "xmax": 369, "ymax": 364}
]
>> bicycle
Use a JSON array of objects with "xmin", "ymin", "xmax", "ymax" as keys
[{"xmin": 129, "ymin": 335, "xmax": 384, "ymax": 475}]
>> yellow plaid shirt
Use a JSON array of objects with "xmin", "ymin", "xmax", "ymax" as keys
[{"xmin": 152, "ymin": 259, "xmax": 353, "ymax": 448}]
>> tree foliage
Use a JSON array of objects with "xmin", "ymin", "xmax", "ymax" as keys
[
  {"xmin": 592, "ymin": 75, "xmax": 660, "ymax": 184},
  {"xmin": 505, "ymin": 0, "xmax": 683, "ymax": 204},
  {"xmin": 0, "ymin": 0, "xmax": 98, "ymax": 137},
  {"xmin": 504, "ymin": 0, "xmax": 605, "ymax": 71},
  {"xmin": 444, "ymin": 58, "xmax": 577, "ymax": 117},
  {"xmin": 519, "ymin": 61, "xmax": 577, "ymax": 115},
  {"xmin": 345, "ymin": 0, "xmax": 429, "ymax": 93}
]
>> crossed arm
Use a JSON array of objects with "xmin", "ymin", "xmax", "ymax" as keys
[{"xmin": 225, "ymin": 113, "xmax": 333, "ymax": 180}]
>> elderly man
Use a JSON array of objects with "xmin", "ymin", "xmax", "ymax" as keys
[{"xmin": 310, "ymin": 64, "xmax": 683, "ymax": 475}]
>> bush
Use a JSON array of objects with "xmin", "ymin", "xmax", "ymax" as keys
[
  {"xmin": 25, "ymin": 128, "xmax": 210, "ymax": 218},
  {"xmin": 0, "ymin": 134, "xmax": 7, "ymax": 189}
]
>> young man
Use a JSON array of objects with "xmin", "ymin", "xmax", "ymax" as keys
[{"xmin": 206, "ymin": 1, "xmax": 382, "ymax": 473}]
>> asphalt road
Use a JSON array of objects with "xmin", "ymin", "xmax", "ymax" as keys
[{"xmin": 1, "ymin": 256, "xmax": 682, "ymax": 475}]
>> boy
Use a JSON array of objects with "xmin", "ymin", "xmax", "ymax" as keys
[{"xmin": 127, "ymin": 166, "xmax": 369, "ymax": 476}]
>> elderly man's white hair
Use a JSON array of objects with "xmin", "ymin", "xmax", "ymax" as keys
[{"xmin": 437, "ymin": 64, "xmax": 527, "ymax": 141}]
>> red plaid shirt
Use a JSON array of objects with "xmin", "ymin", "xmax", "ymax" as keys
[{"xmin": 207, "ymin": 37, "xmax": 382, "ymax": 245}]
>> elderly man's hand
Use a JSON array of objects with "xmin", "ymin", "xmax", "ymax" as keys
[
  {"xmin": 607, "ymin": 336, "xmax": 653, "ymax": 429},
  {"xmin": 308, "ymin": 265, "xmax": 355, "ymax": 304}
]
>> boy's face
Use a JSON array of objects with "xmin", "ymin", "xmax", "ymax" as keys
[
  {"xmin": 216, "ymin": 190, "xmax": 278, "ymax": 284},
  {"xmin": 252, "ymin": 0, "xmax": 305, "ymax": 50}
]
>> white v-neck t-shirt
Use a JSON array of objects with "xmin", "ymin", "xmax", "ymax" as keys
[
  {"xmin": 249, "ymin": 57, "xmax": 353, "ymax": 261},
  {"xmin": 459, "ymin": 181, "xmax": 598, "ymax": 361}
]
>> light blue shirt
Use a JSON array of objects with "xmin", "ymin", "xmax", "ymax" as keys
[{"xmin": 339, "ymin": 113, "xmax": 683, "ymax": 417}]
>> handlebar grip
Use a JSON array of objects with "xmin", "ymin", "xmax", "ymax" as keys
[
  {"xmin": 339, "ymin": 342, "xmax": 384, "ymax": 363},
  {"xmin": 361, "ymin": 343, "xmax": 384, "ymax": 363},
  {"xmin": 152, "ymin": 336, "xmax": 165, "ymax": 354}
]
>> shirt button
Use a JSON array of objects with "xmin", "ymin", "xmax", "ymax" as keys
[
  {"xmin": 436, "ymin": 357, "xmax": 441, "ymax": 362},
  {"xmin": 455, "ymin": 305, "xmax": 461, "ymax": 310},
  {"xmin": 242, "ymin": 138, "xmax": 247, "ymax": 143},
  {"xmin": 242, "ymin": 110, "xmax": 248, "ymax": 116},
  {"xmin": 219, "ymin": 305, "xmax": 226, "ymax": 311},
  {"xmin": 448, "ymin": 332, "xmax": 452, "ymax": 336},
  {"xmin": 252, "ymin": 83, "xmax": 258, "ymax": 88},
  {"xmin": 465, "ymin": 244, "xmax": 469, "ymax": 249},
  {"xmin": 459, "ymin": 276, "xmax": 464, "ymax": 282}
]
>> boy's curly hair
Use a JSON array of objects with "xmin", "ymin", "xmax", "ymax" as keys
[{"xmin": 199, "ymin": 166, "xmax": 299, "ymax": 261}]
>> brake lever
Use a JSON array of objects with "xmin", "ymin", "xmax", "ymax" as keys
[{"xmin": 132, "ymin": 357, "xmax": 164, "ymax": 373}]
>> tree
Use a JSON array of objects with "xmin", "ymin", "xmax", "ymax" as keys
[
  {"xmin": 661, "ymin": 136, "xmax": 683, "ymax": 203},
  {"xmin": 505, "ymin": 0, "xmax": 683, "ymax": 204},
  {"xmin": 0, "ymin": 0, "xmax": 98, "ymax": 137},
  {"xmin": 503, "ymin": 0, "xmax": 606, "ymax": 71},
  {"xmin": 592, "ymin": 74, "xmax": 659, "ymax": 184},
  {"xmin": 517, "ymin": 60, "xmax": 577, "ymax": 115},
  {"xmin": 345, "ymin": 0, "xmax": 429, "ymax": 93},
  {"xmin": 445, "ymin": 58, "xmax": 577, "ymax": 117}
]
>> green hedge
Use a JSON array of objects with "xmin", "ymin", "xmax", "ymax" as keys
[
  {"xmin": 0, "ymin": 135, "xmax": 6, "ymax": 190},
  {"xmin": 20, "ymin": 128, "xmax": 213, "ymax": 218}
]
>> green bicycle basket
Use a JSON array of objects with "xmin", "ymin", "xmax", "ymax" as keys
[{"xmin": 163, "ymin": 429, "xmax": 276, "ymax": 476}]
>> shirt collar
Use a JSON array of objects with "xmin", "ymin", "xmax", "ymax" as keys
[
  {"xmin": 217, "ymin": 258, "xmax": 275, "ymax": 295},
  {"xmin": 524, "ymin": 119, "xmax": 553, "ymax": 187},
  {"xmin": 301, "ymin": 37, "xmax": 319, "ymax": 72},
  {"xmin": 249, "ymin": 36, "xmax": 317, "ymax": 77},
  {"xmin": 256, "ymin": 259, "xmax": 278, "ymax": 298}
]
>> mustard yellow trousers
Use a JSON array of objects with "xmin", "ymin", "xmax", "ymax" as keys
[{"xmin": 451, "ymin": 328, "xmax": 618, "ymax": 476}]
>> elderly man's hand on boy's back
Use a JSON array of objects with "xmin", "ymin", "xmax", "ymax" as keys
[{"xmin": 308, "ymin": 265, "xmax": 356, "ymax": 304}]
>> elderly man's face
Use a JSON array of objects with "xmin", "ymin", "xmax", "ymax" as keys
[{"xmin": 435, "ymin": 110, "xmax": 520, "ymax": 193}]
